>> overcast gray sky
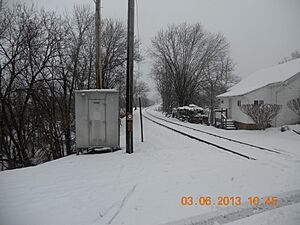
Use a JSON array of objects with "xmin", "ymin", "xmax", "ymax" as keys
[{"xmin": 8, "ymin": 0, "xmax": 300, "ymax": 93}]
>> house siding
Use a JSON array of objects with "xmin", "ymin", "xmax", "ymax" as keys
[
  {"xmin": 218, "ymin": 73, "xmax": 300, "ymax": 128},
  {"xmin": 275, "ymin": 73, "xmax": 300, "ymax": 126}
]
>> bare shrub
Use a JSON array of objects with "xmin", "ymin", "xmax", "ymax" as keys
[
  {"xmin": 287, "ymin": 98, "xmax": 300, "ymax": 116},
  {"xmin": 239, "ymin": 104, "xmax": 281, "ymax": 130}
]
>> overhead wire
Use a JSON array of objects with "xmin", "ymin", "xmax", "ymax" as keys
[{"xmin": 135, "ymin": 0, "xmax": 141, "ymax": 79}]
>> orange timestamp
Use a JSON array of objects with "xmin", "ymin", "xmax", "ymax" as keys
[{"xmin": 180, "ymin": 195, "xmax": 278, "ymax": 207}]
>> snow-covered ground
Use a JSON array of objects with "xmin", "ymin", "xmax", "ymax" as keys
[
  {"xmin": 0, "ymin": 107, "xmax": 299, "ymax": 225},
  {"xmin": 227, "ymin": 203, "xmax": 300, "ymax": 225}
]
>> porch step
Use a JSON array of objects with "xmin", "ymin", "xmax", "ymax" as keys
[{"xmin": 223, "ymin": 119, "xmax": 237, "ymax": 130}]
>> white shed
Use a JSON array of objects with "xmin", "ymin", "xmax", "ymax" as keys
[
  {"xmin": 75, "ymin": 89, "xmax": 120, "ymax": 152},
  {"xmin": 217, "ymin": 58, "xmax": 300, "ymax": 129}
]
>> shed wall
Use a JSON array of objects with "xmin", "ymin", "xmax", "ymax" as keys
[{"xmin": 75, "ymin": 90, "xmax": 120, "ymax": 149}]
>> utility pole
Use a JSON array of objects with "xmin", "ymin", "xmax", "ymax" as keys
[
  {"xmin": 95, "ymin": 0, "xmax": 102, "ymax": 89},
  {"xmin": 126, "ymin": 0, "xmax": 134, "ymax": 154}
]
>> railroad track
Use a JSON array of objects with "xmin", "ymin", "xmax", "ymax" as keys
[
  {"xmin": 145, "ymin": 109, "xmax": 281, "ymax": 154},
  {"xmin": 144, "ymin": 109, "xmax": 283, "ymax": 160},
  {"xmin": 144, "ymin": 112, "xmax": 255, "ymax": 160}
]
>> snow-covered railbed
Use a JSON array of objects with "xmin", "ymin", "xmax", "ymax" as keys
[
  {"xmin": 146, "ymin": 106, "xmax": 300, "ymax": 158},
  {"xmin": 144, "ymin": 112, "xmax": 255, "ymax": 160},
  {"xmin": 0, "ymin": 108, "xmax": 299, "ymax": 225},
  {"xmin": 144, "ymin": 108, "xmax": 298, "ymax": 169}
]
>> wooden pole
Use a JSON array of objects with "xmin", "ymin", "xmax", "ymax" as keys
[
  {"xmin": 126, "ymin": 0, "xmax": 134, "ymax": 153},
  {"xmin": 95, "ymin": 0, "xmax": 102, "ymax": 89},
  {"xmin": 139, "ymin": 97, "xmax": 144, "ymax": 142}
]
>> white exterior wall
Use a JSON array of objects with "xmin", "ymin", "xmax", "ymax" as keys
[
  {"xmin": 232, "ymin": 96, "xmax": 253, "ymax": 124},
  {"xmin": 75, "ymin": 90, "xmax": 120, "ymax": 149},
  {"xmin": 220, "ymin": 96, "xmax": 253, "ymax": 123},
  {"xmin": 240, "ymin": 85, "xmax": 274, "ymax": 124},
  {"xmin": 218, "ymin": 73, "xmax": 300, "ymax": 127},
  {"xmin": 219, "ymin": 97, "xmax": 229, "ymax": 111},
  {"xmin": 275, "ymin": 74, "xmax": 300, "ymax": 126}
]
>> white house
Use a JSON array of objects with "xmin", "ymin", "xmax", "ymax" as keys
[{"xmin": 217, "ymin": 58, "xmax": 300, "ymax": 129}]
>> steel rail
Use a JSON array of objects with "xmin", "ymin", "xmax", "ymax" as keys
[
  {"xmin": 144, "ymin": 114, "xmax": 256, "ymax": 160},
  {"xmin": 145, "ymin": 109, "xmax": 281, "ymax": 154}
]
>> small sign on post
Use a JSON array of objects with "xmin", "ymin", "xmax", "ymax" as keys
[{"xmin": 127, "ymin": 113, "xmax": 133, "ymax": 132}]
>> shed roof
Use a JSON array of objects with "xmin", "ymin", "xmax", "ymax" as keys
[
  {"xmin": 75, "ymin": 89, "xmax": 118, "ymax": 93},
  {"xmin": 217, "ymin": 58, "xmax": 300, "ymax": 97}
]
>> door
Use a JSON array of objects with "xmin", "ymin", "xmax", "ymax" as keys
[
  {"xmin": 88, "ymin": 99, "xmax": 106, "ymax": 146},
  {"xmin": 228, "ymin": 98, "xmax": 232, "ymax": 118}
]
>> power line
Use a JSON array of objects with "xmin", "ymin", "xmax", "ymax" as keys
[{"xmin": 135, "ymin": 0, "xmax": 141, "ymax": 78}]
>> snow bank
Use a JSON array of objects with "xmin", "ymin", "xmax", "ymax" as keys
[{"xmin": 0, "ymin": 108, "xmax": 299, "ymax": 225}]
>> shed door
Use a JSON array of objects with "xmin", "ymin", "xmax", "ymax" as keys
[{"xmin": 88, "ymin": 99, "xmax": 106, "ymax": 146}]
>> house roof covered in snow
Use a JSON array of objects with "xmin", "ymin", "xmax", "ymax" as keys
[{"xmin": 217, "ymin": 58, "xmax": 300, "ymax": 98}]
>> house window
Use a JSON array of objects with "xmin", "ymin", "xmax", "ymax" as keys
[
  {"xmin": 254, "ymin": 100, "xmax": 264, "ymax": 106},
  {"xmin": 237, "ymin": 100, "xmax": 241, "ymax": 106},
  {"xmin": 221, "ymin": 100, "xmax": 224, "ymax": 104}
]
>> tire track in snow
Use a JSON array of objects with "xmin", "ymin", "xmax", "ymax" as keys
[{"xmin": 107, "ymin": 185, "xmax": 137, "ymax": 224}]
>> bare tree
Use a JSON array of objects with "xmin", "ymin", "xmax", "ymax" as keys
[
  {"xmin": 101, "ymin": 19, "xmax": 127, "ymax": 88},
  {"xmin": 239, "ymin": 104, "xmax": 281, "ymax": 130},
  {"xmin": 151, "ymin": 23, "xmax": 236, "ymax": 113},
  {"xmin": 279, "ymin": 50, "xmax": 300, "ymax": 64},
  {"xmin": 199, "ymin": 33, "xmax": 235, "ymax": 123},
  {"xmin": 151, "ymin": 23, "xmax": 206, "ymax": 108},
  {"xmin": 0, "ymin": 4, "xmax": 61, "ymax": 167},
  {"xmin": 0, "ymin": 2, "xmax": 147, "ymax": 169},
  {"xmin": 133, "ymin": 74, "xmax": 150, "ymax": 109},
  {"xmin": 61, "ymin": 5, "xmax": 94, "ymax": 155},
  {"xmin": 0, "ymin": 0, "xmax": 3, "ymax": 12},
  {"xmin": 152, "ymin": 61, "xmax": 177, "ymax": 113},
  {"xmin": 0, "ymin": 4, "xmax": 94, "ymax": 166}
]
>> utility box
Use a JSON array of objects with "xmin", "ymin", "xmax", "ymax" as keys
[{"xmin": 75, "ymin": 89, "xmax": 120, "ymax": 152}]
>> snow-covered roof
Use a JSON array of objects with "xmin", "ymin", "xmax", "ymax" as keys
[
  {"xmin": 217, "ymin": 58, "xmax": 300, "ymax": 98},
  {"xmin": 75, "ymin": 89, "xmax": 118, "ymax": 93},
  {"xmin": 177, "ymin": 106, "xmax": 192, "ymax": 110}
]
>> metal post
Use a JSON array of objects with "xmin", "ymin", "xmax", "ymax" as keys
[
  {"xmin": 225, "ymin": 108, "xmax": 228, "ymax": 129},
  {"xmin": 95, "ymin": 0, "xmax": 102, "ymax": 89},
  {"xmin": 126, "ymin": 0, "xmax": 134, "ymax": 153},
  {"xmin": 139, "ymin": 97, "xmax": 144, "ymax": 142}
]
